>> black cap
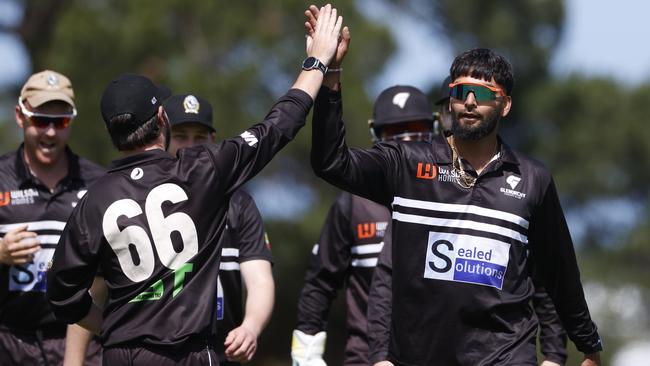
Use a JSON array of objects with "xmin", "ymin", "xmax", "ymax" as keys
[
  {"xmin": 163, "ymin": 94, "xmax": 215, "ymax": 132},
  {"xmin": 100, "ymin": 73, "xmax": 171, "ymax": 125},
  {"xmin": 372, "ymin": 85, "xmax": 433, "ymax": 127},
  {"xmin": 435, "ymin": 76, "xmax": 451, "ymax": 105}
]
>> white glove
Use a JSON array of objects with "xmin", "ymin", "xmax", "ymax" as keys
[{"xmin": 291, "ymin": 329, "xmax": 327, "ymax": 366}]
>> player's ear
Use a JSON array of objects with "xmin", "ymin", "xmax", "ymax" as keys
[
  {"xmin": 157, "ymin": 106, "xmax": 168, "ymax": 127},
  {"xmin": 209, "ymin": 132, "xmax": 216, "ymax": 143},
  {"xmin": 15, "ymin": 104, "xmax": 25, "ymax": 129},
  {"xmin": 500, "ymin": 96, "xmax": 512, "ymax": 117}
]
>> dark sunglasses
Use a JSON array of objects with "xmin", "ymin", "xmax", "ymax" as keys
[
  {"xmin": 18, "ymin": 98, "xmax": 76, "ymax": 129},
  {"xmin": 449, "ymin": 82, "xmax": 506, "ymax": 103}
]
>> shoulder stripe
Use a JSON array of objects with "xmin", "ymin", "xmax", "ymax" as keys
[
  {"xmin": 0, "ymin": 220, "xmax": 67, "ymax": 233},
  {"xmin": 351, "ymin": 242, "xmax": 384, "ymax": 255},
  {"xmin": 351, "ymin": 258, "xmax": 378, "ymax": 268},
  {"xmin": 219, "ymin": 262, "xmax": 240, "ymax": 271},
  {"xmin": 221, "ymin": 248, "xmax": 240, "ymax": 257},
  {"xmin": 393, "ymin": 211, "xmax": 528, "ymax": 244},
  {"xmin": 392, "ymin": 197, "xmax": 529, "ymax": 229}
]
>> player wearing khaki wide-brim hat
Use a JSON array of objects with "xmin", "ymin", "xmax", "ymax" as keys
[{"xmin": 20, "ymin": 70, "xmax": 75, "ymax": 108}]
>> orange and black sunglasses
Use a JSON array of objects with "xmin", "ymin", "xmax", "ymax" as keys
[{"xmin": 449, "ymin": 82, "xmax": 506, "ymax": 103}]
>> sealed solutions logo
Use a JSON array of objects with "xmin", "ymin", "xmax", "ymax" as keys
[{"xmin": 423, "ymin": 231, "xmax": 510, "ymax": 289}]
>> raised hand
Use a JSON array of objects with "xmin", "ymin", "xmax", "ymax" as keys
[
  {"xmin": 305, "ymin": 4, "xmax": 343, "ymax": 66},
  {"xmin": 305, "ymin": 4, "xmax": 350, "ymax": 67}
]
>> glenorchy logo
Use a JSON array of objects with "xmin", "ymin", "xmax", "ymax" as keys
[{"xmin": 500, "ymin": 175, "xmax": 526, "ymax": 199}]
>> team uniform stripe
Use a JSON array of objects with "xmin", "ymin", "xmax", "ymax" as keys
[
  {"xmin": 219, "ymin": 262, "xmax": 240, "ymax": 271},
  {"xmin": 392, "ymin": 197, "xmax": 529, "ymax": 229},
  {"xmin": 351, "ymin": 242, "xmax": 384, "ymax": 255},
  {"xmin": 0, "ymin": 220, "xmax": 67, "ymax": 233},
  {"xmin": 37, "ymin": 235, "xmax": 60, "ymax": 244},
  {"xmin": 393, "ymin": 211, "xmax": 528, "ymax": 244},
  {"xmin": 351, "ymin": 258, "xmax": 378, "ymax": 268},
  {"xmin": 221, "ymin": 248, "xmax": 240, "ymax": 257}
]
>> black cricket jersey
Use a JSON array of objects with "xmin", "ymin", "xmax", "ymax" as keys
[
  {"xmin": 214, "ymin": 190, "xmax": 273, "ymax": 362},
  {"xmin": 0, "ymin": 145, "xmax": 104, "ymax": 332},
  {"xmin": 296, "ymin": 191, "xmax": 391, "ymax": 366},
  {"xmin": 47, "ymin": 89, "xmax": 312, "ymax": 348},
  {"xmin": 367, "ymin": 239, "xmax": 568, "ymax": 364},
  {"xmin": 311, "ymin": 87, "xmax": 601, "ymax": 366}
]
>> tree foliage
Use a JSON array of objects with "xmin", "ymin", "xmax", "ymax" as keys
[{"xmin": 3, "ymin": 1, "xmax": 649, "ymax": 364}]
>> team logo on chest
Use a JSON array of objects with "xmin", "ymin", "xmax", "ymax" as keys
[
  {"xmin": 357, "ymin": 221, "xmax": 388, "ymax": 239},
  {"xmin": 416, "ymin": 162, "xmax": 437, "ymax": 180},
  {"xmin": 0, "ymin": 189, "xmax": 39, "ymax": 206},
  {"xmin": 500, "ymin": 175, "xmax": 526, "ymax": 199},
  {"xmin": 424, "ymin": 231, "xmax": 510, "ymax": 289}
]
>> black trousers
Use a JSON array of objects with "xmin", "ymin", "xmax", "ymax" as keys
[
  {"xmin": 103, "ymin": 342, "xmax": 219, "ymax": 366},
  {"xmin": 0, "ymin": 327, "xmax": 102, "ymax": 366}
]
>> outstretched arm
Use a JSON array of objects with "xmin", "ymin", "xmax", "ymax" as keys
[{"xmin": 205, "ymin": 4, "xmax": 345, "ymax": 199}]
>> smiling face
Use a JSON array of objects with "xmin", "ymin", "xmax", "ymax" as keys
[
  {"xmin": 448, "ymin": 76, "xmax": 512, "ymax": 141},
  {"xmin": 15, "ymin": 100, "xmax": 73, "ymax": 167}
]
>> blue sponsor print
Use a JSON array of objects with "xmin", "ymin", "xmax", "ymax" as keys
[
  {"xmin": 216, "ymin": 297, "xmax": 224, "ymax": 320},
  {"xmin": 34, "ymin": 271, "xmax": 48, "ymax": 292},
  {"xmin": 453, "ymin": 258, "xmax": 506, "ymax": 289}
]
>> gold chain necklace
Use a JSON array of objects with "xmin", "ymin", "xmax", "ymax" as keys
[
  {"xmin": 449, "ymin": 141, "xmax": 476, "ymax": 189},
  {"xmin": 449, "ymin": 138, "xmax": 499, "ymax": 189}
]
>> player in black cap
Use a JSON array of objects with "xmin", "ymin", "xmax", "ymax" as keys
[
  {"xmin": 46, "ymin": 6, "xmax": 344, "ymax": 365},
  {"xmin": 164, "ymin": 94, "xmax": 274, "ymax": 365},
  {"xmin": 291, "ymin": 84, "xmax": 435, "ymax": 366}
]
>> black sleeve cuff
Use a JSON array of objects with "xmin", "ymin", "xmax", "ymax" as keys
[{"xmin": 51, "ymin": 292, "xmax": 93, "ymax": 324}]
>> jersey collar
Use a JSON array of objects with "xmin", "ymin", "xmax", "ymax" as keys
[
  {"xmin": 433, "ymin": 134, "xmax": 520, "ymax": 166},
  {"xmin": 109, "ymin": 148, "xmax": 171, "ymax": 172}
]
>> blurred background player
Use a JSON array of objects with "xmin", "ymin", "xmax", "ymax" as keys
[
  {"xmin": 434, "ymin": 76, "xmax": 452, "ymax": 135},
  {"xmin": 0, "ymin": 70, "xmax": 104, "ymax": 366},
  {"xmin": 164, "ymin": 94, "xmax": 275, "ymax": 365},
  {"xmin": 291, "ymin": 84, "xmax": 435, "ymax": 366}
]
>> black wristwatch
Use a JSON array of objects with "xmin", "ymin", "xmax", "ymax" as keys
[{"xmin": 302, "ymin": 57, "xmax": 328, "ymax": 75}]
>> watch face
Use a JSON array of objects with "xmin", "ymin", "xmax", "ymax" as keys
[{"xmin": 302, "ymin": 57, "xmax": 317, "ymax": 69}]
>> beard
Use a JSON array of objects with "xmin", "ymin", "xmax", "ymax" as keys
[{"xmin": 451, "ymin": 107, "xmax": 500, "ymax": 141}]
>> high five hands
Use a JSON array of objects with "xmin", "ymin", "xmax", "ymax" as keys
[
  {"xmin": 304, "ymin": 4, "xmax": 344, "ymax": 67},
  {"xmin": 305, "ymin": 4, "xmax": 351, "ymax": 69}
]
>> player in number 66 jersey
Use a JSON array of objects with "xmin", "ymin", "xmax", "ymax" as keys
[{"xmin": 46, "ymin": 6, "xmax": 344, "ymax": 365}]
